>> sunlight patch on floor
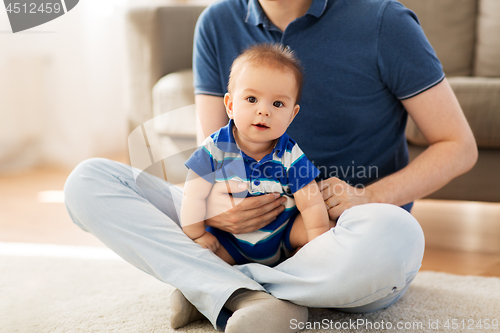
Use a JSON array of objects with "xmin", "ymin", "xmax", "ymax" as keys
[
  {"xmin": 0, "ymin": 242, "xmax": 121, "ymax": 260},
  {"xmin": 37, "ymin": 190, "xmax": 65, "ymax": 203}
]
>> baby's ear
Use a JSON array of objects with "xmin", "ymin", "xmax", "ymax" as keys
[
  {"xmin": 290, "ymin": 104, "xmax": 300, "ymax": 123},
  {"xmin": 224, "ymin": 93, "xmax": 234, "ymax": 118}
]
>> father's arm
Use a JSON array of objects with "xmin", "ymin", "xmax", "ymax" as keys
[
  {"xmin": 321, "ymin": 78, "xmax": 478, "ymax": 220},
  {"xmin": 371, "ymin": 78, "xmax": 477, "ymax": 204},
  {"xmin": 195, "ymin": 95, "xmax": 229, "ymax": 145},
  {"xmin": 195, "ymin": 95, "xmax": 286, "ymax": 234}
]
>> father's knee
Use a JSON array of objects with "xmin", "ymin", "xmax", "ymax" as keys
[
  {"xmin": 341, "ymin": 203, "xmax": 423, "ymax": 239},
  {"xmin": 64, "ymin": 158, "xmax": 124, "ymax": 232},
  {"xmin": 374, "ymin": 203, "xmax": 421, "ymax": 231},
  {"xmin": 339, "ymin": 203, "xmax": 425, "ymax": 268},
  {"xmin": 374, "ymin": 204, "xmax": 424, "ymax": 271},
  {"xmin": 64, "ymin": 158, "xmax": 112, "ymax": 201}
]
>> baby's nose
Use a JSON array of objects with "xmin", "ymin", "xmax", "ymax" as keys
[{"xmin": 258, "ymin": 107, "xmax": 271, "ymax": 116}]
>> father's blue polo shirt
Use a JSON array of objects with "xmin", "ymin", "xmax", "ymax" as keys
[{"xmin": 193, "ymin": 0, "xmax": 445, "ymax": 211}]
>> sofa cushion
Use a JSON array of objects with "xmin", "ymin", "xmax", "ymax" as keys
[
  {"xmin": 474, "ymin": 0, "xmax": 500, "ymax": 77},
  {"xmin": 409, "ymin": 145, "xmax": 500, "ymax": 202},
  {"xmin": 398, "ymin": 0, "xmax": 477, "ymax": 77},
  {"xmin": 406, "ymin": 77, "xmax": 500, "ymax": 149}
]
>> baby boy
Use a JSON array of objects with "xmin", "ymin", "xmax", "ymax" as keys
[{"xmin": 180, "ymin": 44, "xmax": 330, "ymax": 266}]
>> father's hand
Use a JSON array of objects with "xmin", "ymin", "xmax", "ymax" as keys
[
  {"xmin": 205, "ymin": 180, "xmax": 286, "ymax": 234},
  {"xmin": 318, "ymin": 177, "xmax": 373, "ymax": 221}
]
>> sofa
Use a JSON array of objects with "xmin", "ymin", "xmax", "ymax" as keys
[{"xmin": 125, "ymin": 0, "xmax": 500, "ymax": 202}]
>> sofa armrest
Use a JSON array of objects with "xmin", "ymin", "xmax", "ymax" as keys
[
  {"xmin": 152, "ymin": 69, "xmax": 196, "ymax": 138},
  {"xmin": 406, "ymin": 76, "xmax": 500, "ymax": 148},
  {"xmin": 125, "ymin": 5, "xmax": 205, "ymax": 134}
]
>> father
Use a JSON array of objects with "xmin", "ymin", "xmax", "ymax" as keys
[{"xmin": 64, "ymin": 0, "xmax": 477, "ymax": 332}]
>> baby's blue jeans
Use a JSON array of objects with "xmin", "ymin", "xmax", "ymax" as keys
[{"xmin": 64, "ymin": 158, "xmax": 425, "ymax": 330}]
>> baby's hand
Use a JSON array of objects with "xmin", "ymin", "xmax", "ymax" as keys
[{"xmin": 194, "ymin": 232, "xmax": 220, "ymax": 253}]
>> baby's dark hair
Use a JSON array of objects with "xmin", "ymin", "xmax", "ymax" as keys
[{"xmin": 228, "ymin": 43, "xmax": 304, "ymax": 103}]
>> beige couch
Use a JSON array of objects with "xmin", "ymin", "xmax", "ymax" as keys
[{"xmin": 126, "ymin": 0, "xmax": 500, "ymax": 201}]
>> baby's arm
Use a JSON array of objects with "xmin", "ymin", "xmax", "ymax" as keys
[
  {"xmin": 181, "ymin": 170, "xmax": 219, "ymax": 251},
  {"xmin": 293, "ymin": 180, "xmax": 330, "ymax": 242}
]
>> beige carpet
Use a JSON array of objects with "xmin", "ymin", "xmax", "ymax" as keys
[{"xmin": 1, "ymin": 243, "xmax": 499, "ymax": 333}]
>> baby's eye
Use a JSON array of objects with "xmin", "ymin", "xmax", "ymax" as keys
[
  {"xmin": 273, "ymin": 101, "xmax": 284, "ymax": 108},
  {"xmin": 247, "ymin": 96, "xmax": 257, "ymax": 103}
]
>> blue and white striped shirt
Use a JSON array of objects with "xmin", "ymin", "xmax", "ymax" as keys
[{"xmin": 184, "ymin": 120, "xmax": 319, "ymax": 265}]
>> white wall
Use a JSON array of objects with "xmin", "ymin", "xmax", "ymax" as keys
[{"xmin": 0, "ymin": 0, "xmax": 130, "ymax": 173}]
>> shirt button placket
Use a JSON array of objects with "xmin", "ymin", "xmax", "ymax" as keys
[{"xmin": 251, "ymin": 163, "xmax": 261, "ymax": 190}]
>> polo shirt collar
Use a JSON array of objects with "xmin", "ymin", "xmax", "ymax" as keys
[
  {"xmin": 213, "ymin": 120, "xmax": 240, "ymax": 154},
  {"xmin": 306, "ymin": 0, "xmax": 328, "ymax": 18},
  {"xmin": 245, "ymin": 0, "xmax": 328, "ymax": 27},
  {"xmin": 273, "ymin": 130, "xmax": 289, "ymax": 159},
  {"xmin": 245, "ymin": 0, "xmax": 267, "ymax": 26},
  {"xmin": 214, "ymin": 119, "xmax": 290, "ymax": 159}
]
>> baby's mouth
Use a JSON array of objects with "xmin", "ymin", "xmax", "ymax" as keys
[{"xmin": 253, "ymin": 123, "xmax": 269, "ymax": 129}]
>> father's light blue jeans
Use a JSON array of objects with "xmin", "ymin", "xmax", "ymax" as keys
[{"xmin": 64, "ymin": 158, "xmax": 425, "ymax": 330}]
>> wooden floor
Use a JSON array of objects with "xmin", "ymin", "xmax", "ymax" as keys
[{"xmin": 1, "ymin": 156, "xmax": 499, "ymax": 277}]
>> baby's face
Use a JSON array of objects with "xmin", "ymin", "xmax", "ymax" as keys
[{"xmin": 225, "ymin": 64, "xmax": 300, "ymax": 147}]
